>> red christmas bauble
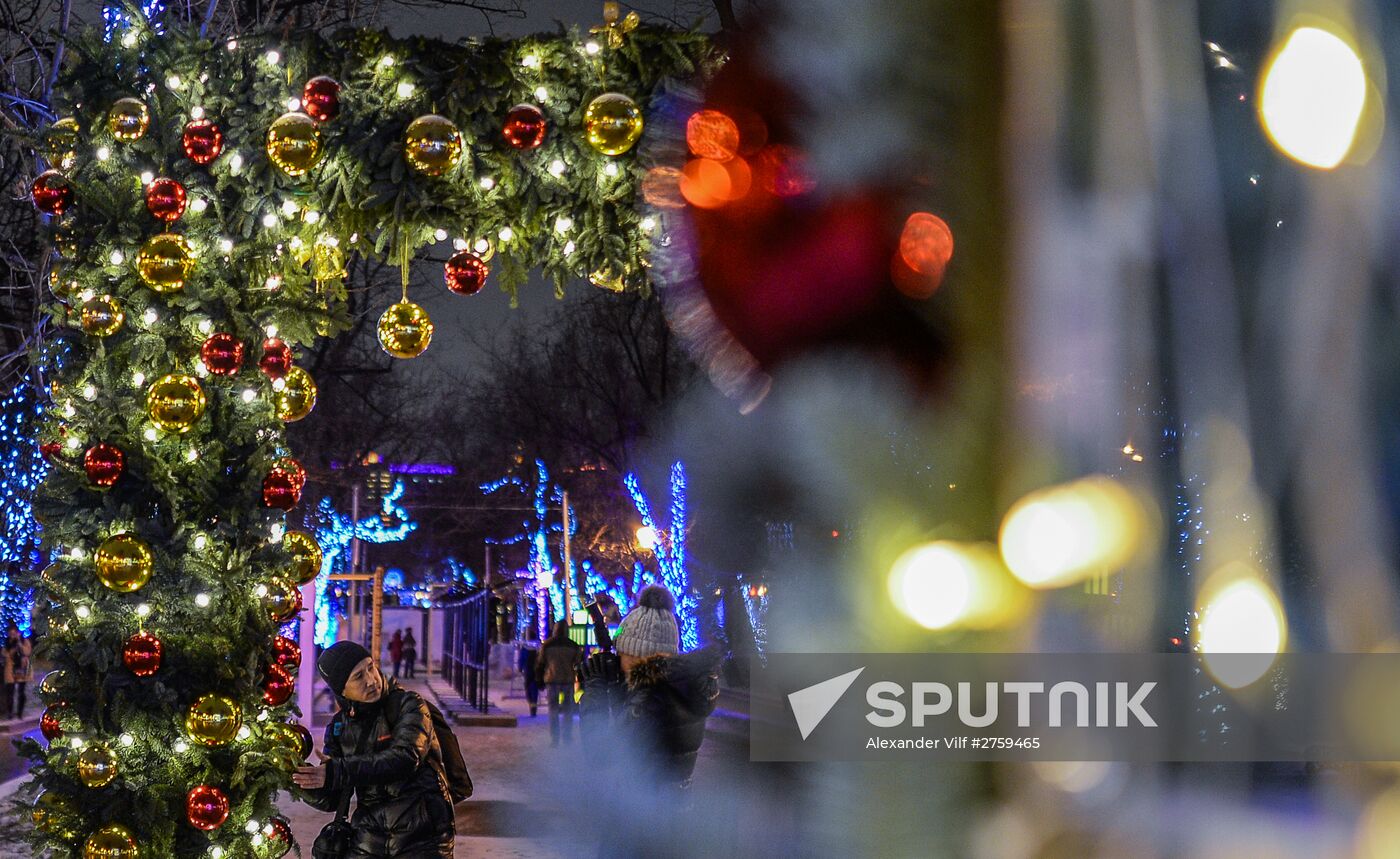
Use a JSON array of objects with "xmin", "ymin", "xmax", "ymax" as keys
[
  {"xmin": 271, "ymin": 635, "xmax": 301, "ymax": 670},
  {"xmin": 185, "ymin": 784, "xmax": 230, "ymax": 831},
  {"xmin": 83, "ymin": 443, "xmax": 125, "ymax": 488},
  {"xmin": 262, "ymin": 469, "xmax": 301, "ymax": 510},
  {"xmin": 273, "ymin": 457, "xmax": 306, "ymax": 490},
  {"xmin": 121, "ymin": 631, "xmax": 163, "ymax": 677},
  {"xmin": 182, "ymin": 119, "xmax": 223, "ymax": 165},
  {"xmin": 502, "ymin": 103, "xmax": 548, "ymax": 150},
  {"xmin": 31, "ymin": 170, "xmax": 73, "ymax": 216},
  {"xmin": 258, "ymin": 338, "xmax": 293, "ymax": 380},
  {"xmin": 40, "ymin": 703, "xmax": 70, "ymax": 741},
  {"xmin": 40, "ymin": 441, "xmax": 62, "ymax": 462},
  {"xmin": 144, "ymin": 177, "xmax": 187, "ymax": 222},
  {"xmin": 200, "ymin": 333, "xmax": 244, "ymax": 376},
  {"xmin": 265, "ymin": 816, "xmax": 294, "ymax": 858},
  {"xmin": 444, "ymin": 251, "xmax": 489, "ymax": 295},
  {"xmin": 263, "ymin": 664, "xmax": 295, "ymax": 706},
  {"xmin": 302, "ymin": 76, "xmax": 342, "ymax": 123}
]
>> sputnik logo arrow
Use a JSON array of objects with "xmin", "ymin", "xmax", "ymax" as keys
[{"xmin": 788, "ymin": 667, "xmax": 865, "ymax": 740}]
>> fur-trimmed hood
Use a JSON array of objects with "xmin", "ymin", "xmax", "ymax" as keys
[{"xmin": 626, "ymin": 644, "xmax": 723, "ymax": 717}]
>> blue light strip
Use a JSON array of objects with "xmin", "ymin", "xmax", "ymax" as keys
[
  {"xmin": 624, "ymin": 462, "xmax": 698, "ymax": 649},
  {"xmin": 310, "ymin": 480, "xmax": 417, "ymax": 646},
  {"xmin": 0, "ymin": 382, "xmax": 42, "ymax": 636}
]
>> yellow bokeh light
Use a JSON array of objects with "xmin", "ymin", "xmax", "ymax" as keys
[
  {"xmin": 998, "ymin": 477, "xmax": 1144, "ymax": 589},
  {"xmin": 1197, "ymin": 571, "xmax": 1286, "ymax": 688},
  {"xmin": 635, "ymin": 526, "xmax": 658, "ymax": 550},
  {"xmin": 888, "ymin": 541, "xmax": 1027, "ymax": 631},
  {"xmin": 1259, "ymin": 25, "xmax": 1367, "ymax": 169}
]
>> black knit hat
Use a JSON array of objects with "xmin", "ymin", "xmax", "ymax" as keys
[{"xmin": 317, "ymin": 641, "xmax": 371, "ymax": 695}]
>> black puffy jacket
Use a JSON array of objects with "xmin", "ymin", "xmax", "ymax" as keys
[{"xmin": 300, "ymin": 683, "xmax": 455, "ymax": 858}]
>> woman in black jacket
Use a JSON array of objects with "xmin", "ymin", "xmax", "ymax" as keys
[{"xmin": 293, "ymin": 641, "xmax": 455, "ymax": 858}]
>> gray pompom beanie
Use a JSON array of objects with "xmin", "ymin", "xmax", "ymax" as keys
[{"xmin": 615, "ymin": 585, "xmax": 680, "ymax": 658}]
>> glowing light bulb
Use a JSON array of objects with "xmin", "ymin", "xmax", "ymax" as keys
[
  {"xmin": 479, "ymin": 176, "xmax": 495, "ymax": 191},
  {"xmin": 185, "ymin": 448, "xmax": 198, "ymax": 462},
  {"xmin": 74, "ymin": 605, "xmax": 90, "ymax": 620},
  {"xmin": 522, "ymin": 53, "xmax": 540, "ymax": 68},
  {"xmin": 498, "ymin": 226, "xmax": 514, "ymax": 242},
  {"xmin": 193, "ymin": 534, "xmax": 207, "ymax": 550},
  {"xmin": 225, "ymin": 39, "xmax": 237, "ymax": 51},
  {"xmin": 66, "ymin": 436, "xmax": 82, "ymax": 450},
  {"xmin": 191, "ymin": 105, "xmax": 205, "ymax": 120},
  {"xmin": 119, "ymin": 733, "xmax": 134, "ymax": 747},
  {"xmin": 142, "ymin": 309, "xmax": 158, "ymax": 325},
  {"xmin": 286, "ymin": 97, "xmax": 301, "ymax": 112},
  {"xmin": 269, "ymin": 523, "xmax": 285, "ymax": 541},
  {"xmin": 555, "ymin": 216, "xmax": 573, "ymax": 233},
  {"xmin": 109, "ymin": 250, "xmax": 124, "ymax": 265},
  {"xmin": 453, "ymin": 238, "xmax": 468, "ymax": 251},
  {"xmin": 261, "ymin": 213, "xmax": 277, "ymax": 229},
  {"xmin": 236, "ymin": 725, "xmax": 251, "ymax": 740},
  {"xmin": 219, "ymin": 238, "xmax": 234, "ymax": 254},
  {"xmin": 121, "ymin": 31, "xmax": 137, "ymax": 48},
  {"xmin": 304, "ymin": 209, "xmax": 321, "ymax": 224},
  {"xmin": 197, "ymin": 319, "xmax": 212, "ymax": 335},
  {"xmin": 265, "ymin": 50, "xmax": 280, "ymax": 66},
  {"xmin": 1259, "ymin": 25, "xmax": 1368, "ymax": 169},
  {"xmin": 636, "ymin": 526, "xmax": 658, "ymax": 550},
  {"xmin": 254, "ymin": 584, "xmax": 268, "ymax": 598},
  {"xmin": 549, "ymin": 159, "xmax": 566, "ymax": 177},
  {"xmin": 166, "ymin": 75, "xmax": 182, "ymax": 90},
  {"xmin": 604, "ymin": 162, "xmax": 620, "ymax": 177},
  {"xmin": 81, "ymin": 385, "xmax": 96, "ymax": 400},
  {"xmin": 396, "ymin": 81, "xmax": 416, "ymax": 98},
  {"xmin": 229, "ymin": 152, "xmax": 244, "ymax": 172},
  {"xmin": 174, "ymin": 739, "xmax": 189, "ymax": 753},
  {"xmin": 265, "ymin": 324, "xmax": 278, "ymax": 338},
  {"xmin": 132, "ymin": 371, "xmax": 146, "ymax": 387},
  {"xmin": 434, "ymin": 228, "xmax": 448, "ymax": 242},
  {"xmin": 563, "ymin": 240, "xmax": 576, "ymax": 255},
  {"xmin": 143, "ymin": 428, "xmax": 157, "ymax": 442},
  {"xmin": 585, "ymin": 41, "xmax": 601, "ymax": 55},
  {"xmin": 242, "ymin": 389, "xmax": 256, "ymax": 403},
  {"xmin": 135, "ymin": 603, "xmax": 151, "ymax": 618},
  {"xmin": 535, "ymin": 86, "xmax": 549, "ymax": 102},
  {"xmin": 473, "ymin": 238, "xmax": 490, "ymax": 254},
  {"xmin": 281, "ymin": 200, "xmax": 297, "ymax": 216},
  {"xmin": 378, "ymin": 55, "xmax": 395, "ymax": 69},
  {"xmin": 190, "ymin": 197, "xmax": 208, "ymax": 213},
  {"xmin": 96, "ymin": 146, "xmax": 110, "ymax": 161},
  {"xmin": 640, "ymin": 216, "xmax": 656, "ymax": 232},
  {"xmin": 194, "ymin": 593, "xmax": 211, "ymax": 608}
]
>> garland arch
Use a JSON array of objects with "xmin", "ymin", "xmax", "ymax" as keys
[{"xmin": 24, "ymin": 9, "xmax": 713, "ymax": 857}]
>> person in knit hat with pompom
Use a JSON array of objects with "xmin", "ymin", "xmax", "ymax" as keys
[{"xmin": 577, "ymin": 584, "xmax": 723, "ymax": 789}]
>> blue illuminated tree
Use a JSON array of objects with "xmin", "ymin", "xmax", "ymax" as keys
[
  {"xmin": 0, "ymin": 382, "xmax": 43, "ymax": 634},
  {"xmin": 625, "ymin": 461, "xmax": 699, "ymax": 649},
  {"xmin": 482, "ymin": 459, "xmax": 576, "ymax": 639}
]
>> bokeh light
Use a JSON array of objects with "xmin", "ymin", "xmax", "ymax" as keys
[
  {"xmin": 999, "ymin": 477, "xmax": 1145, "ymax": 589},
  {"xmin": 893, "ymin": 212, "xmax": 954, "ymax": 298},
  {"xmin": 687, "ymin": 110, "xmax": 741, "ymax": 161},
  {"xmin": 888, "ymin": 541, "xmax": 1027, "ymax": 630},
  {"xmin": 1259, "ymin": 25, "xmax": 1368, "ymax": 169},
  {"xmin": 636, "ymin": 525, "xmax": 658, "ymax": 550},
  {"xmin": 1356, "ymin": 786, "xmax": 1400, "ymax": 859},
  {"xmin": 681, "ymin": 156, "xmax": 753, "ymax": 209},
  {"xmin": 1197, "ymin": 571, "xmax": 1286, "ymax": 688}
]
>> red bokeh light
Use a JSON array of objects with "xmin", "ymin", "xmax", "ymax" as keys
[{"xmin": 686, "ymin": 110, "xmax": 741, "ymax": 161}]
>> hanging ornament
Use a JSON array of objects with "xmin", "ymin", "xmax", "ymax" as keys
[
  {"xmin": 282, "ymin": 722, "xmax": 315, "ymax": 761},
  {"xmin": 590, "ymin": 1, "xmax": 640, "ymax": 48},
  {"xmin": 302, "ymin": 76, "xmax": 342, "ymax": 122},
  {"xmin": 284, "ymin": 530, "xmax": 322, "ymax": 585},
  {"xmin": 403, "ymin": 114, "xmax": 462, "ymax": 176},
  {"xmin": 502, "ymin": 103, "xmax": 548, "ymax": 150},
  {"xmin": 274, "ymin": 456, "xmax": 307, "ymax": 490},
  {"xmin": 136, "ymin": 233, "xmax": 195, "ymax": 292},
  {"xmin": 258, "ymin": 338, "xmax": 293, "ymax": 380},
  {"xmin": 83, "ymin": 823, "xmax": 140, "ymax": 859},
  {"xmin": 273, "ymin": 366, "xmax": 317, "ymax": 422},
  {"xmin": 121, "ymin": 631, "xmax": 163, "ymax": 677},
  {"xmin": 261, "ymin": 816, "xmax": 294, "ymax": 859},
  {"xmin": 31, "ymin": 170, "xmax": 74, "ymax": 216},
  {"xmin": 262, "ymin": 576, "xmax": 302, "ymax": 623},
  {"xmin": 263, "ymin": 664, "xmax": 295, "ymax": 706},
  {"xmin": 262, "ymin": 468, "xmax": 301, "ymax": 510},
  {"xmin": 185, "ymin": 694, "xmax": 242, "ymax": 746},
  {"xmin": 145, "ymin": 177, "xmax": 188, "ymax": 222},
  {"xmin": 94, "ymin": 533, "xmax": 154, "ymax": 592},
  {"xmin": 271, "ymin": 635, "xmax": 302, "ymax": 670},
  {"xmin": 39, "ymin": 670, "xmax": 66, "ymax": 701},
  {"xmin": 182, "ymin": 119, "xmax": 223, "ymax": 165},
  {"xmin": 107, "ymin": 98, "xmax": 150, "ymax": 141},
  {"xmin": 80, "ymin": 295, "xmax": 124, "ymax": 338},
  {"xmin": 377, "ymin": 301, "xmax": 434, "ymax": 359},
  {"xmin": 200, "ymin": 333, "xmax": 244, "ymax": 376},
  {"xmin": 76, "ymin": 742, "xmax": 119, "ymax": 788},
  {"xmin": 584, "ymin": 92, "xmax": 644, "ymax": 156},
  {"xmin": 311, "ymin": 235, "xmax": 346, "ymax": 281},
  {"xmin": 83, "ymin": 443, "xmax": 125, "ymax": 488},
  {"xmin": 266, "ymin": 112, "xmax": 323, "ymax": 177},
  {"xmin": 40, "ymin": 441, "xmax": 63, "ymax": 463},
  {"xmin": 43, "ymin": 117, "xmax": 81, "ymax": 171},
  {"xmin": 146, "ymin": 374, "xmax": 206, "ymax": 433},
  {"xmin": 32, "ymin": 790, "xmax": 82, "ymax": 842},
  {"xmin": 444, "ymin": 251, "xmax": 489, "ymax": 295},
  {"xmin": 41, "ymin": 702, "xmax": 76, "ymax": 742},
  {"xmin": 185, "ymin": 784, "xmax": 230, "ymax": 831}
]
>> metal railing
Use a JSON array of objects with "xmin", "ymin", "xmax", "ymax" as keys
[{"xmin": 439, "ymin": 589, "xmax": 491, "ymax": 713}]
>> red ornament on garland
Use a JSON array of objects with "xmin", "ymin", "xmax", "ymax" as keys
[
  {"xmin": 40, "ymin": 703, "xmax": 72, "ymax": 742},
  {"xmin": 200, "ymin": 333, "xmax": 244, "ymax": 376},
  {"xmin": 271, "ymin": 635, "xmax": 301, "ymax": 670},
  {"xmin": 83, "ymin": 443, "xmax": 125, "ymax": 488},
  {"xmin": 263, "ymin": 664, "xmax": 295, "ymax": 706},
  {"xmin": 31, "ymin": 170, "xmax": 74, "ymax": 216},
  {"xmin": 502, "ymin": 103, "xmax": 548, "ymax": 150},
  {"xmin": 302, "ymin": 76, "xmax": 342, "ymax": 123},
  {"xmin": 258, "ymin": 338, "xmax": 293, "ymax": 380},
  {"xmin": 264, "ymin": 816, "xmax": 294, "ymax": 859},
  {"xmin": 185, "ymin": 784, "xmax": 230, "ymax": 831},
  {"xmin": 144, "ymin": 177, "xmax": 187, "ymax": 222},
  {"xmin": 182, "ymin": 119, "xmax": 223, "ymax": 165},
  {"xmin": 262, "ymin": 468, "xmax": 301, "ymax": 510},
  {"xmin": 273, "ymin": 457, "xmax": 306, "ymax": 491},
  {"xmin": 444, "ymin": 251, "xmax": 489, "ymax": 295},
  {"xmin": 40, "ymin": 441, "xmax": 63, "ymax": 462},
  {"xmin": 121, "ymin": 631, "xmax": 163, "ymax": 677}
]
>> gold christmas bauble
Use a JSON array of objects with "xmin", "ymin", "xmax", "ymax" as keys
[
  {"xmin": 80, "ymin": 295, "xmax": 124, "ymax": 337},
  {"xmin": 83, "ymin": 823, "xmax": 139, "ymax": 859},
  {"xmin": 76, "ymin": 742, "xmax": 118, "ymax": 788},
  {"xmin": 146, "ymin": 374, "xmax": 206, "ymax": 433},
  {"xmin": 274, "ymin": 365, "xmax": 317, "ymax": 422},
  {"xmin": 32, "ymin": 790, "xmax": 82, "ymax": 841},
  {"xmin": 94, "ymin": 533, "xmax": 153, "ymax": 593},
  {"xmin": 403, "ymin": 114, "xmax": 462, "ymax": 176},
  {"xmin": 107, "ymin": 98, "xmax": 149, "ymax": 142},
  {"xmin": 45, "ymin": 117, "xmax": 81, "ymax": 170},
  {"xmin": 185, "ymin": 694, "xmax": 242, "ymax": 746},
  {"xmin": 311, "ymin": 235, "xmax": 346, "ymax": 281},
  {"xmin": 266, "ymin": 112, "xmax": 323, "ymax": 177},
  {"xmin": 262, "ymin": 576, "xmax": 301, "ymax": 623},
  {"xmin": 137, "ymin": 233, "xmax": 195, "ymax": 292},
  {"xmin": 39, "ymin": 669, "xmax": 66, "ymax": 700},
  {"xmin": 284, "ymin": 530, "xmax": 323, "ymax": 585},
  {"xmin": 377, "ymin": 301, "xmax": 434, "ymax": 359},
  {"xmin": 584, "ymin": 93, "xmax": 644, "ymax": 156}
]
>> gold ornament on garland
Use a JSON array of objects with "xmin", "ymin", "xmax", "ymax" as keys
[
  {"xmin": 377, "ymin": 300, "xmax": 434, "ymax": 358},
  {"xmin": 584, "ymin": 93, "xmax": 644, "ymax": 155},
  {"xmin": 273, "ymin": 365, "xmax": 317, "ymax": 422},
  {"xmin": 44, "ymin": 117, "xmax": 81, "ymax": 171},
  {"xmin": 83, "ymin": 823, "xmax": 140, "ymax": 859},
  {"xmin": 107, "ymin": 98, "xmax": 149, "ymax": 142},
  {"xmin": 80, "ymin": 295, "xmax": 124, "ymax": 337},
  {"xmin": 137, "ymin": 233, "xmax": 195, "ymax": 292},
  {"xmin": 76, "ymin": 742, "xmax": 119, "ymax": 788},
  {"xmin": 94, "ymin": 533, "xmax": 153, "ymax": 593},
  {"xmin": 590, "ymin": 1, "xmax": 641, "ymax": 49},
  {"xmin": 32, "ymin": 790, "xmax": 82, "ymax": 842},
  {"xmin": 312, "ymin": 235, "xmax": 346, "ymax": 281},
  {"xmin": 185, "ymin": 694, "xmax": 242, "ymax": 746},
  {"xmin": 266, "ymin": 112, "xmax": 324, "ymax": 177},
  {"xmin": 146, "ymin": 374, "xmax": 206, "ymax": 433},
  {"xmin": 284, "ymin": 530, "xmax": 323, "ymax": 585},
  {"xmin": 263, "ymin": 576, "xmax": 302, "ymax": 622},
  {"xmin": 403, "ymin": 114, "xmax": 463, "ymax": 176}
]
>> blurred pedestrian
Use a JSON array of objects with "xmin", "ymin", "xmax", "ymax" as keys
[
  {"xmin": 402, "ymin": 629, "xmax": 417, "ymax": 679},
  {"xmin": 389, "ymin": 629, "xmax": 404, "ymax": 678},
  {"xmin": 3, "ymin": 622, "xmax": 32, "ymax": 720},
  {"xmin": 518, "ymin": 642, "xmax": 540, "ymax": 717},
  {"xmin": 538, "ymin": 620, "xmax": 582, "ymax": 745}
]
